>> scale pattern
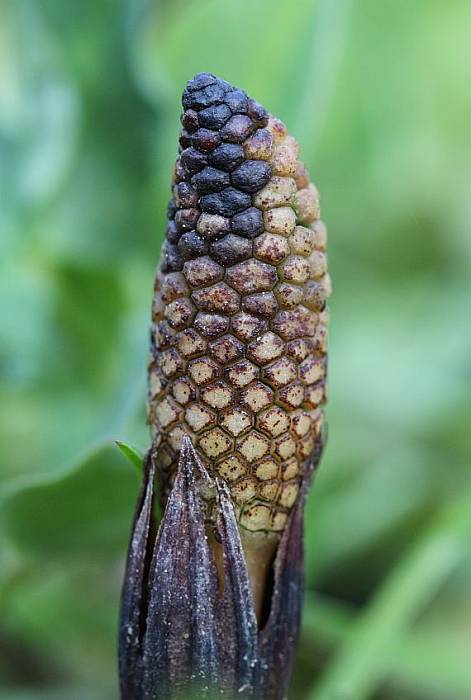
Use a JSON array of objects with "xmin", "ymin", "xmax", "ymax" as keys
[{"xmin": 148, "ymin": 73, "xmax": 330, "ymax": 533}]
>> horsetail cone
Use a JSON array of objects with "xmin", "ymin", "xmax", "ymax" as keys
[
  {"xmin": 147, "ymin": 73, "xmax": 330, "ymax": 612},
  {"xmin": 119, "ymin": 73, "xmax": 329, "ymax": 700}
]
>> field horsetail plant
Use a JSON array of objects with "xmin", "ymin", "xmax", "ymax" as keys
[{"xmin": 119, "ymin": 73, "xmax": 330, "ymax": 700}]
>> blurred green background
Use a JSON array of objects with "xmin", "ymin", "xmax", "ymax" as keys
[{"xmin": 1, "ymin": 0, "xmax": 470, "ymax": 698}]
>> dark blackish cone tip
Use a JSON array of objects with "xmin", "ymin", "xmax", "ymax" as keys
[
  {"xmin": 182, "ymin": 72, "xmax": 268, "ymax": 122},
  {"xmin": 169, "ymin": 73, "xmax": 270, "ymax": 281}
]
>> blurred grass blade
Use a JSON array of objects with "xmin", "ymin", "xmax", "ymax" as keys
[
  {"xmin": 294, "ymin": 0, "xmax": 355, "ymax": 160},
  {"xmin": 214, "ymin": 479, "xmax": 259, "ymax": 695},
  {"xmin": 308, "ymin": 489, "xmax": 471, "ymax": 699},
  {"xmin": 116, "ymin": 440, "xmax": 145, "ymax": 472},
  {"xmin": 303, "ymin": 594, "xmax": 471, "ymax": 698}
]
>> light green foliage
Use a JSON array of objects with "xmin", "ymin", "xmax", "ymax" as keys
[
  {"xmin": 2, "ymin": 444, "xmax": 140, "ymax": 560},
  {"xmin": 1, "ymin": 0, "xmax": 470, "ymax": 697}
]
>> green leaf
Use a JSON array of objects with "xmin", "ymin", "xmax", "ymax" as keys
[
  {"xmin": 1, "ymin": 443, "xmax": 140, "ymax": 561},
  {"xmin": 115, "ymin": 440, "xmax": 144, "ymax": 472},
  {"xmin": 1, "ymin": 565, "xmax": 119, "ymax": 685}
]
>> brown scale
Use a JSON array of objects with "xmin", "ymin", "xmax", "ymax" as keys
[{"xmin": 147, "ymin": 77, "xmax": 329, "ymax": 611}]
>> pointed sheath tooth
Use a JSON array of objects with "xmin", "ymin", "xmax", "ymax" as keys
[
  {"xmin": 258, "ymin": 445, "xmax": 324, "ymax": 700},
  {"xmin": 141, "ymin": 436, "xmax": 220, "ymax": 699},
  {"xmin": 258, "ymin": 494, "xmax": 304, "ymax": 700},
  {"xmin": 131, "ymin": 436, "xmax": 263, "ymax": 699},
  {"xmin": 215, "ymin": 478, "xmax": 260, "ymax": 696},
  {"xmin": 118, "ymin": 453, "xmax": 156, "ymax": 700}
]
